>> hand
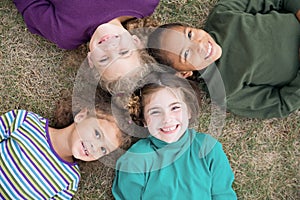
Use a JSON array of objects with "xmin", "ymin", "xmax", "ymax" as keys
[{"xmin": 296, "ymin": 10, "xmax": 300, "ymax": 22}]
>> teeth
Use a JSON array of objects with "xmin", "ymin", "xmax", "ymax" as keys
[
  {"xmin": 161, "ymin": 126, "xmax": 177, "ymax": 132},
  {"xmin": 205, "ymin": 43, "xmax": 212, "ymax": 59},
  {"xmin": 82, "ymin": 142, "xmax": 89, "ymax": 156}
]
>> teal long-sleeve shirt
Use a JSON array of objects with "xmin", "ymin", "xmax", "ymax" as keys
[
  {"xmin": 112, "ymin": 129, "xmax": 237, "ymax": 200},
  {"xmin": 202, "ymin": 0, "xmax": 300, "ymax": 119}
]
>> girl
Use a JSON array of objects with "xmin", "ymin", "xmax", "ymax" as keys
[
  {"xmin": 147, "ymin": 0, "xmax": 300, "ymax": 119},
  {"xmin": 0, "ymin": 93, "xmax": 131, "ymax": 199},
  {"xmin": 13, "ymin": 0, "xmax": 160, "ymax": 85},
  {"xmin": 112, "ymin": 72, "xmax": 237, "ymax": 199}
]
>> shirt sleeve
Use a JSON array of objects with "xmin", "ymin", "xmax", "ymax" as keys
[
  {"xmin": 217, "ymin": 0, "xmax": 300, "ymax": 14},
  {"xmin": 227, "ymin": 70, "xmax": 300, "ymax": 119},
  {"xmin": 206, "ymin": 141, "xmax": 237, "ymax": 200},
  {"xmin": 52, "ymin": 189, "xmax": 76, "ymax": 200},
  {"xmin": 13, "ymin": 0, "xmax": 70, "ymax": 48},
  {"xmin": 0, "ymin": 110, "xmax": 27, "ymax": 142}
]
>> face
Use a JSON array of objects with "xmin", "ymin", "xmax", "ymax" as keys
[
  {"xmin": 143, "ymin": 88, "xmax": 190, "ymax": 143},
  {"xmin": 71, "ymin": 111, "xmax": 121, "ymax": 161},
  {"xmin": 88, "ymin": 23, "xmax": 142, "ymax": 81},
  {"xmin": 160, "ymin": 26, "xmax": 222, "ymax": 72}
]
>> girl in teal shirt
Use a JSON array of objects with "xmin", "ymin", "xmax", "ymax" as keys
[{"xmin": 112, "ymin": 71, "xmax": 237, "ymax": 199}]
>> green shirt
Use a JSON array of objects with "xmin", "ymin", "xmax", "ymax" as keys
[
  {"xmin": 112, "ymin": 129, "xmax": 237, "ymax": 200},
  {"xmin": 203, "ymin": 0, "xmax": 300, "ymax": 118}
]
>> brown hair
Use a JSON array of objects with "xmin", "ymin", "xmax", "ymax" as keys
[{"xmin": 125, "ymin": 71, "xmax": 201, "ymax": 127}]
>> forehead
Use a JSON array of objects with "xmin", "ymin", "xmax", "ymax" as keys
[
  {"xmin": 160, "ymin": 26, "xmax": 186, "ymax": 56},
  {"xmin": 145, "ymin": 87, "xmax": 184, "ymax": 106}
]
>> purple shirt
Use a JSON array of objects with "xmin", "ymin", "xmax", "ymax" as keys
[{"xmin": 14, "ymin": 0, "xmax": 160, "ymax": 49}]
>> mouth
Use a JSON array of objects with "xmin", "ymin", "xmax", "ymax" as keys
[
  {"xmin": 204, "ymin": 42, "xmax": 213, "ymax": 60},
  {"xmin": 160, "ymin": 125, "xmax": 179, "ymax": 134},
  {"xmin": 98, "ymin": 34, "xmax": 118, "ymax": 44},
  {"xmin": 81, "ymin": 141, "xmax": 89, "ymax": 156}
]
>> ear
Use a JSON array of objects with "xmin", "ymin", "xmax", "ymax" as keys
[
  {"xmin": 132, "ymin": 35, "xmax": 143, "ymax": 48},
  {"xmin": 74, "ymin": 108, "xmax": 89, "ymax": 123},
  {"xmin": 175, "ymin": 71, "xmax": 193, "ymax": 79},
  {"xmin": 87, "ymin": 52, "xmax": 94, "ymax": 68}
]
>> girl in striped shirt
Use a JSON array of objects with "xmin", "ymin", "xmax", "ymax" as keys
[{"xmin": 0, "ymin": 99, "xmax": 131, "ymax": 199}]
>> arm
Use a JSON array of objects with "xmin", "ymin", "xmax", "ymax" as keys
[
  {"xmin": 13, "ymin": 0, "xmax": 77, "ymax": 49},
  {"xmin": 13, "ymin": 0, "xmax": 61, "ymax": 46},
  {"xmin": 0, "ymin": 110, "xmax": 26, "ymax": 142},
  {"xmin": 227, "ymin": 71, "xmax": 300, "ymax": 119},
  {"xmin": 207, "ymin": 142, "xmax": 237, "ymax": 200},
  {"xmin": 217, "ymin": 0, "xmax": 300, "ymax": 15}
]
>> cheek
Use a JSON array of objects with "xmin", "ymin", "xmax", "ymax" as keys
[{"xmin": 145, "ymin": 116, "xmax": 160, "ymax": 127}]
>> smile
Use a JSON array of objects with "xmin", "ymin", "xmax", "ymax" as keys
[
  {"xmin": 160, "ymin": 125, "xmax": 179, "ymax": 134},
  {"xmin": 81, "ymin": 141, "xmax": 89, "ymax": 156},
  {"xmin": 98, "ymin": 34, "xmax": 118, "ymax": 44},
  {"xmin": 204, "ymin": 42, "xmax": 212, "ymax": 59}
]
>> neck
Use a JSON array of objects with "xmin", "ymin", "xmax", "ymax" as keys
[{"xmin": 49, "ymin": 124, "xmax": 75, "ymax": 163}]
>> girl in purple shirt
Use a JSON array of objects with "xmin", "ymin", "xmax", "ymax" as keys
[{"xmin": 13, "ymin": 0, "xmax": 160, "ymax": 87}]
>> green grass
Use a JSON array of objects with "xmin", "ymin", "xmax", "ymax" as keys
[{"xmin": 1, "ymin": 0, "xmax": 299, "ymax": 199}]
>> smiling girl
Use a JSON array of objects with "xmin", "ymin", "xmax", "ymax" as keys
[
  {"xmin": 0, "ymin": 98, "xmax": 131, "ymax": 199},
  {"xmin": 13, "ymin": 0, "xmax": 160, "ymax": 87},
  {"xmin": 147, "ymin": 0, "xmax": 300, "ymax": 119},
  {"xmin": 112, "ymin": 71, "xmax": 237, "ymax": 199}
]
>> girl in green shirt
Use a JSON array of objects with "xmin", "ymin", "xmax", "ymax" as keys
[
  {"xmin": 147, "ymin": 0, "xmax": 300, "ymax": 119},
  {"xmin": 112, "ymin": 71, "xmax": 237, "ymax": 199}
]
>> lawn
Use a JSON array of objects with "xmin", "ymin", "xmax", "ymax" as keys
[{"xmin": 0, "ymin": 0, "xmax": 299, "ymax": 199}]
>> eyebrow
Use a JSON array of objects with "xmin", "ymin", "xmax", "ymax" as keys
[
  {"xmin": 170, "ymin": 102, "xmax": 182, "ymax": 107},
  {"xmin": 146, "ymin": 107, "xmax": 160, "ymax": 114},
  {"xmin": 146, "ymin": 102, "xmax": 182, "ymax": 113}
]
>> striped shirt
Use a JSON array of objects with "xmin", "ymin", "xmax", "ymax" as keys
[{"xmin": 0, "ymin": 110, "xmax": 80, "ymax": 199}]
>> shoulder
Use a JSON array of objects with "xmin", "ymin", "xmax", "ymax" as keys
[
  {"xmin": 115, "ymin": 138, "xmax": 154, "ymax": 173},
  {"xmin": 0, "ymin": 110, "xmax": 28, "ymax": 127},
  {"xmin": 191, "ymin": 130, "xmax": 223, "ymax": 157},
  {"xmin": 126, "ymin": 138, "xmax": 153, "ymax": 153}
]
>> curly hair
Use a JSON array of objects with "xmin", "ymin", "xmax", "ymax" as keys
[{"xmin": 113, "ymin": 70, "xmax": 202, "ymax": 132}]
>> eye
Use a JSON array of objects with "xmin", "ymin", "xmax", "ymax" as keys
[
  {"xmin": 119, "ymin": 49, "xmax": 130, "ymax": 56},
  {"xmin": 184, "ymin": 49, "xmax": 190, "ymax": 60},
  {"xmin": 95, "ymin": 130, "xmax": 101, "ymax": 139},
  {"xmin": 171, "ymin": 104, "xmax": 182, "ymax": 111},
  {"xmin": 99, "ymin": 57, "xmax": 109, "ymax": 64},
  {"xmin": 101, "ymin": 147, "xmax": 107, "ymax": 155},
  {"xmin": 149, "ymin": 110, "xmax": 161, "ymax": 116},
  {"xmin": 187, "ymin": 30, "xmax": 192, "ymax": 39}
]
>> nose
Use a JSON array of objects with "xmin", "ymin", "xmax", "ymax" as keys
[
  {"xmin": 162, "ymin": 112, "xmax": 172, "ymax": 124},
  {"xmin": 87, "ymin": 142, "xmax": 101, "ymax": 154},
  {"xmin": 103, "ymin": 35, "xmax": 120, "ymax": 51}
]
